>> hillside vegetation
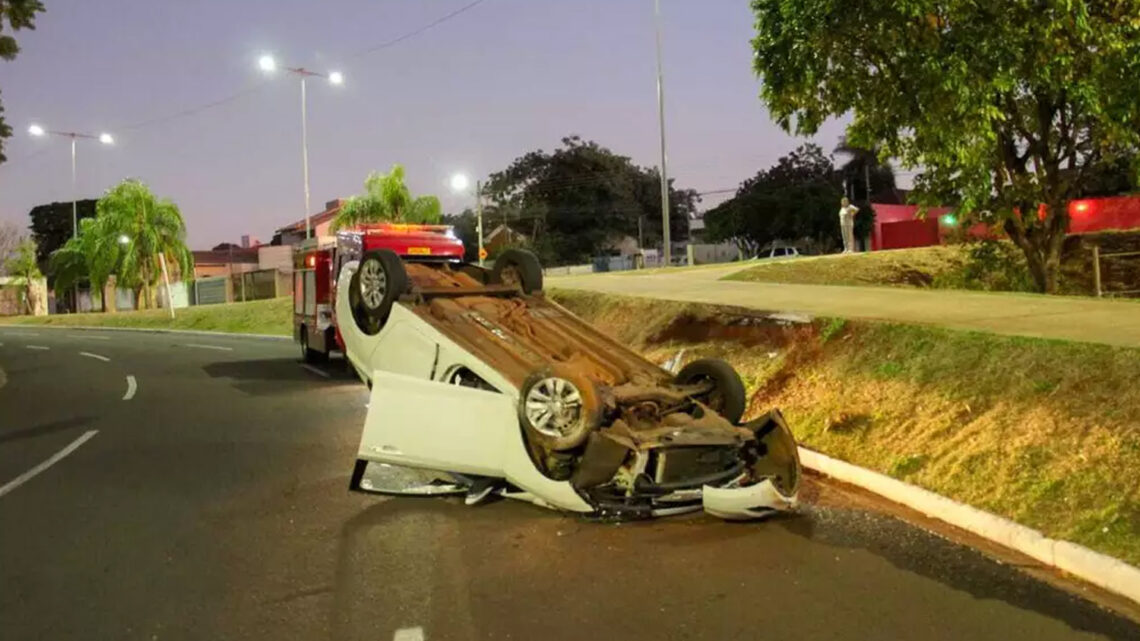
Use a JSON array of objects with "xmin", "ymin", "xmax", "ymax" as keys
[{"xmin": 552, "ymin": 289, "xmax": 1140, "ymax": 565}]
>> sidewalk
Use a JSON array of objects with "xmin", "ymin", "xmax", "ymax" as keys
[{"xmin": 550, "ymin": 266, "xmax": 1140, "ymax": 348}]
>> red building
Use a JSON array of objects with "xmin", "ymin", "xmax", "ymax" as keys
[{"xmin": 871, "ymin": 195, "xmax": 1140, "ymax": 251}]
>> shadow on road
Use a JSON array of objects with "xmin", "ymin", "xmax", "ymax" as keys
[
  {"xmin": 0, "ymin": 415, "xmax": 93, "ymax": 445},
  {"xmin": 779, "ymin": 505, "xmax": 1140, "ymax": 639},
  {"xmin": 200, "ymin": 358, "xmax": 356, "ymax": 395}
]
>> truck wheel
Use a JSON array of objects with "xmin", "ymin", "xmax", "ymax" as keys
[
  {"xmin": 674, "ymin": 358, "xmax": 747, "ymax": 424},
  {"xmin": 492, "ymin": 249, "xmax": 543, "ymax": 294},
  {"xmin": 357, "ymin": 249, "xmax": 408, "ymax": 323},
  {"xmin": 299, "ymin": 327, "xmax": 324, "ymax": 363},
  {"xmin": 518, "ymin": 367, "xmax": 601, "ymax": 451}
]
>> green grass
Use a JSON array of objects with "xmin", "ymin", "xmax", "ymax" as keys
[
  {"xmin": 0, "ymin": 297, "xmax": 292, "ymax": 336},
  {"xmin": 726, "ymin": 246, "xmax": 970, "ymax": 288},
  {"xmin": 552, "ymin": 289, "xmax": 1140, "ymax": 565}
]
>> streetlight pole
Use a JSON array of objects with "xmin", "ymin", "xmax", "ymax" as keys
[
  {"xmin": 28, "ymin": 124, "xmax": 114, "ymax": 312},
  {"xmin": 258, "ymin": 55, "xmax": 343, "ymax": 242},
  {"xmin": 450, "ymin": 173, "xmax": 485, "ymax": 266},
  {"xmin": 654, "ymin": 0, "xmax": 672, "ymax": 267}
]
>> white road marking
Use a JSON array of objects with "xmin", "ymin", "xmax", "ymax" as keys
[
  {"xmin": 3, "ymin": 331, "xmax": 39, "ymax": 337},
  {"xmin": 79, "ymin": 351, "xmax": 111, "ymax": 362},
  {"xmin": 123, "ymin": 375, "xmax": 137, "ymax": 401},
  {"xmin": 25, "ymin": 345, "xmax": 49, "ymax": 351},
  {"xmin": 302, "ymin": 364, "xmax": 330, "ymax": 378},
  {"xmin": 183, "ymin": 343, "xmax": 234, "ymax": 352},
  {"xmin": 393, "ymin": 627, "xmax": 424, "ymax": 641},
  {"xmin": 71, "ymin": 334, "xmax": 110, "ymax": 340},
  {"xmin": 0, "ymin": 430, "xmax": 99, "ymax": 499}
]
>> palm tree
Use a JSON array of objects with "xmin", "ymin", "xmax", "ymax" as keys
[
  {"xmin": 51, "ymin": 216, "xmax": 122, "ymax": 312},
  {"xmin": 331, "ymin": 164, "xmax": 442, "ymax": 231},
  {"xmin": 96, "ymin": 179, "xmax": 193, "ymax": 309},
  {"xmin": 833, "ymin": 137, "xmax": 900, "ymax": 204}
]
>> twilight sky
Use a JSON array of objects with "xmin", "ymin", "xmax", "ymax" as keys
[{"xmin": 0, "ymin": 0, "xmax": 860, "ymax": 248}]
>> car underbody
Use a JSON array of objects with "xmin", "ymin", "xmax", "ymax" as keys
[{"xmin": 337, "ymin": 248, "xmax": 801, "ymax": 520}]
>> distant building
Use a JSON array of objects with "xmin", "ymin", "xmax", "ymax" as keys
[
  {"xmin": 484, "ymin": 224, "xmax": 528, "ymax": 256},
  {"xmin": 275, "ymin": 199, "xmax": 345, "ymax": 246},
  {"xmin": 241, "ymin": 234, "xmax": 261, "ymax": 248}
]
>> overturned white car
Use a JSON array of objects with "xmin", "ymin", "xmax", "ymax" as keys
[{"xmin": 338, "ymin": 243, "xmax": 801, "ymax": 520}]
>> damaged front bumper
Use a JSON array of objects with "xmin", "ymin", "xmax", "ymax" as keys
[{"xmin": 701, "ymin": 478, "xmax": 796, "ymax": 520}]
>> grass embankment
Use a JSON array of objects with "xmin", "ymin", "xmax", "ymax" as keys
[
  {"xmin": 0, "ymin": 297, "xmax": 291, "ymax": 336},
  {"xmin": 551, "ymin": 289, "xmax": 1140, "ymax": 565},
  {"xmin": 726, "ymin": 231, "xmax": 1140, "ymax": 297}
]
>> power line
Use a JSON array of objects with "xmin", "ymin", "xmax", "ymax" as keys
[
  {"xmin": 109, "ymin": 1, "xmax": 491, "ymax": 134},
  {"xmin": 352, "ymin": 0, "xmax": 488, "ymax": 57}
]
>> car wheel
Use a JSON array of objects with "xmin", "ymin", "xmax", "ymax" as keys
[
  {"xmin": 349, "ymin": 268, "xmax": 384, "ymax": 336},
  {"xmin": 492, "ymin": 249, "xmax": 544, "ymax": 294},
  {"xmin": 674, "ymin": 358, "xmax": 747, "ymax": 424},
  {"xmin": 357, "ymin": 249, "xmax": 408, "ymax": 323},
  {"xmin": 518, "ymin": 367, "xmax": 600, "ymax": 451}
]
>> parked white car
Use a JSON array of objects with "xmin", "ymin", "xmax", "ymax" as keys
[
  {"xmin": 756, "ymin": 245, "xmax": 802, "ymax": 260},
  {"xmin": 337, "ymin": 247, "xmax": 801, "ymax": 520}
]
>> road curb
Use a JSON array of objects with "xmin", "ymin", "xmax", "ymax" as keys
[
  {"xmin": 798, "ymin": 447, "xmax": 1140, "ymax": 605},
  {"xmin": 0, "ymin": 325, "xmax": 291, "ymax": 341}
]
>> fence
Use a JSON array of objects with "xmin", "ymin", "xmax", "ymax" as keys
[{"xmin": 1092, "ymin": 246, "xmax": 1140, "ymax": 297}]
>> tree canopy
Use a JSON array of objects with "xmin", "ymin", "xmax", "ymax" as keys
[
  {"xmin": 0, "ymin": 0, "xmax": 45, "ymax": 164},
  {"xmin": 331, "ymin": 164, "xmax": 442, "ymax": 231},
  {"xmin": 52, "ymin": 180, "xmax": 193, "ymax": 311},
  {"xmin": 751, "ymin": 0, "xmax": 1140, "ymax": 292},
  {"xmin": 703, "ymin": 144, "xmax": 851, "ymax": 255},
  {"xmin": 483, "ymin": 136, "xmax": 697, "ymax": 265},
  {"xmin": 29, "ymin": 199, "xmax": 97, "ymax": 273},
  {"xmin": 3, "ymin": 236, "xmax": 40, "ymax": 313}
]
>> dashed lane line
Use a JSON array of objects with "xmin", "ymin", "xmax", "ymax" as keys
[
  {"xmin": 123, "ymin": 375, "xmax": 137, "ymax": 401},
  {"xmin": 79, "ymin": 352, "xmax": 111, "ymax": 362},
  {"xmin": 70, "ymin": 334, "xmax": 110, "ymax": 340},
  {"xmin": 25, "ymin": 345, "xmax": 49, "ymax": 351},
  {"xmin": 183, "ymin": 343, "xmax": 234, "ymax": 352},
  {"xmin": 393, "ymin": 628, "xmax": 424, "ymax": 641},
  {"xmin": 0, "ymin": 430, "xmax": 99, "ymax": 499}
]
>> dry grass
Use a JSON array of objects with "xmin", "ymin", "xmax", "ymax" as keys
[{"xmin": 552, "ymin": 289, "xmax": 1140, "ymax": 565}]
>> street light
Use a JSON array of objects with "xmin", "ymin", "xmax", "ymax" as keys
[
  {"xmin": 27, "ymin": 123, "xmax": 115, "ymax": 312},
  {"xmin": 257, "ymin": 54, "xmax": 344, "ymax": 240},
  {"xmin": 450, "ymin": 172, "xmax": 485, "ymax": 266},
  {"xmin": 118, "ymin": 234, "xmax": 130, "ymax": 245},
  {"xmin": 653, "ymin": 0, "xmax": 672, "ymax": 266}
]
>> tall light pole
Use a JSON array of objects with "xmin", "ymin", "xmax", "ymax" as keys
[
  {"xmin": 654, "ymin": 0, "xmax": 672, "ymax": 266},
  {"xmin": 27, "ymin": 124, "xmax": 114, "ymax": 240},
  {"xmin": 28, "ymin": 124, "xmax": 114, "ymax": 312},
  {"xmin": 258, "ymin": 54, "xmax": 344, "ymax": 241},
  {"xmin": 450, "ymin": 173, "xmax": 485, "ymax": 266}
]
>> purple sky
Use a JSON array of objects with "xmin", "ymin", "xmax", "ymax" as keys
[{"xmin": 0, "ymin": 0, "xmax": 861, "ymax": 248}]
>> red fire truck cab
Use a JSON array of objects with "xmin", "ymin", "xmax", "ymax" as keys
[{"xmin": 293, "ymin": 223, "xmax": 465, "ymax": 362}]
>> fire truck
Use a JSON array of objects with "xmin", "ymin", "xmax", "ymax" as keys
[{"xmin": 292, "ymin": 223, "xmax": 466, "ymax": 362}]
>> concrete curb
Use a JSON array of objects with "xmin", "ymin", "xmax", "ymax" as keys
[
  {"xmin": 0, "ymin": 324, "xmax": 291, "ymax": 341},
  {"xmin": 798, "ymin": 447, "xmax": 1140, "ymax": 605}
]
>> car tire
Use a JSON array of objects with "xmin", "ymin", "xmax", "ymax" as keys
[
  {"xmin": 492, "ymin": 249, "xmax": 543, "ymax": 294},
  {"xmin": 357, "ymin": 249, "xmax": 408, "ymax": 324},
  {"xmin": 349, "ymin": 267, "xmax": 384, "ymax": 336},
  {"xmin": 674, "ymin": 358, "xmax": 747, "ymax": 424},
  {"xmin": 518, "ymin": 367, "xmax": 601, "ymax": 451}
]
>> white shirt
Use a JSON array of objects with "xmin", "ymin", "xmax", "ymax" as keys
[{"xmin": 838, "ymin": 204, "xmax": 858, "ymax": 222}]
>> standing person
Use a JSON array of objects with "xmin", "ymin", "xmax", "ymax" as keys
[{"xmin": 838, "ymin": 197, "xmax": 859, "ymax": 253}]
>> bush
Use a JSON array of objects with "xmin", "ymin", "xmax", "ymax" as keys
[{"xmin": 933, "ymin": 240, "xmax": 1035, "ymax": 292}]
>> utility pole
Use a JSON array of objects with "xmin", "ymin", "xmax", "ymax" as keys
[
  {"xmin": 300, "ymin": 75, "xmax": 311, "ymax": 239},
  {"xmin": 654, "ymin": 0, "xmax": 672, "ymax": 266},
  {"xmin": 476, "ymin": 179, "xmax": 485, "ymax": 267}
]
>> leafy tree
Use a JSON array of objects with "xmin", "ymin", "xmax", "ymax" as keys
[
  {"xmin": 331, "ymin": 164, "xmax": 442, "ymax": 231},
  {"xmin": 751, "ymin": 0, "xmax": 1140, "ymax": 292},
  {"xmin": 212, "ymin": 242, "xmax": 241, "ymax": 251},
  {"xmin": 28, "ymin": 199, "xmax": 97, "ymax": 273},
  {"xmin": 484, "ymin": 136, "xmax": 697, "ymax": 265},
  {"xmin": 50, "ymin": 215, "xmax": 121, "ymax": 311},
  {"xmin": 704, "ymin": 144, "xmax": 843, "ymax": 255},
  {"xmin": 94, "ymin": 179, "xmax": 193, "ymax": 309},
  {"xmin": 441, "ymin": 209, "xmax": 480, "ymax": 262},
  {"xmin": 0, "ymin": 0, "xmax": 44, "ymax": 164},
  {"xmin": 3, "ymin": 236, "xmax": 40, "ymax": 313}
]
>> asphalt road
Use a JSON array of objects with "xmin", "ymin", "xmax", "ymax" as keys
[
  {"xmin": 1, "ymin": 328, "xmax": 1138, "ymax": 641},
  {"xmin": 549, "ymin": 264, "xmax": 1140, "ymax": 348}
]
